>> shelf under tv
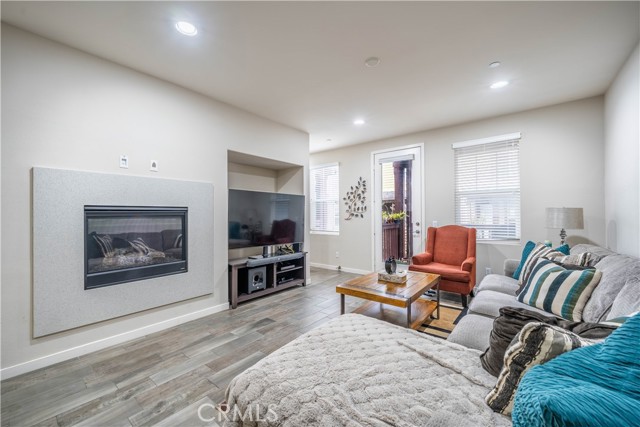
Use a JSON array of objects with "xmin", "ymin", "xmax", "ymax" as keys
[{"xmin": 228, "ymin": 253, "xmax": 307, "ymax": 308}]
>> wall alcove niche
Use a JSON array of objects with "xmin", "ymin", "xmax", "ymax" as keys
[
  {"xmin": 227, "ymin": 150, "xmax": 306, "ymax": 260},
  {"xmin": 32, "ymin": 167, "xmax": 214, "ymax": 337},
  {"xmin": 226, "ymin": 150, "xmax": 308, "ymax": 308}
]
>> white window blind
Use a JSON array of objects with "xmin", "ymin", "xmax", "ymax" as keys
[
  {"xmin": 453, "ymin": 135, "xmax": 521, "ymax": 241},
  {"xmin": 310, "ymin": 163, "xmax": 340, "ymax": 233},
  {"xmin": 381, "ymin": 162, "xmax": 395, "ymax": 201}
]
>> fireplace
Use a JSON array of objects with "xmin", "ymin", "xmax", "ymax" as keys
[{"xmin": 84, "ymin": 206, "xmax": 188, "ymax": 289}]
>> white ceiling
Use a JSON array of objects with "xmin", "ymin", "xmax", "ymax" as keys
[{"xmin": 2, "ymin": 1, "xmax": 639, "ymax": 153}]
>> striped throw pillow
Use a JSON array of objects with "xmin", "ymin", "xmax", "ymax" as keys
[
  {"xmin": 544, "ymin": 251, "xmax": 601, "ymax": 268},
  {"xmin": 486, "ymin": 322, "xmax": 598, "ymax": 416},
  {"xmin": 517, "ymin": 243, "xmax": 569, "ymax": 287},
  {"xmin": 517, "ymin": 259, "xmax": 602, "ymax": 321}
]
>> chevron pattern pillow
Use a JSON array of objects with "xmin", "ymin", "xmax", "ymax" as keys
[
  {"xmin": 485, "ymin": 322, "xmax": 597, "ymax": 416},
  {"xmin": 517, "ymin": 259, "xmax": 602, "ymax": 321}
]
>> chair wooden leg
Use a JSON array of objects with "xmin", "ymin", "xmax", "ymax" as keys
[{"xmin": 460, "ymin": 294, "xmax": 468, "ymax": 308}]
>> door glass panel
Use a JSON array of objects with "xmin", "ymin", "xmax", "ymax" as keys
[{"xmin": 373, "ymin": 146, "xmax": 423, "ymax": 271}]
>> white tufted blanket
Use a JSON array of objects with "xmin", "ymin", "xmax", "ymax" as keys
[{"xmin": 223, "ymin": 314, "xmax": 510, "ymax": 427}]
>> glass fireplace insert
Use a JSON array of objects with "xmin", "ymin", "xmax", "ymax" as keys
[{"xmin": 84, "ymin": 205, "xmax": 188, "ymax": 289}]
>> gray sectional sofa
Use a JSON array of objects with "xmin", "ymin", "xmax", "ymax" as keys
[
  {"xmin": 448, "ymin": 243, "xmax": 640, "ymax": 350},
  {"xmin": 222, "ymin": 243, "xmax": 640, "ymax": 426}
]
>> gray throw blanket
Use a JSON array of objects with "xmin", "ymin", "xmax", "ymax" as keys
[{"xmin": 224, "ymin": 314, "xmax": 510, "ymax": 426}]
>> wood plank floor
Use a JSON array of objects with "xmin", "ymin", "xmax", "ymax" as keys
[{"xmin": 1, "ymin": 267, "xmax": 367, "ymax": 427}]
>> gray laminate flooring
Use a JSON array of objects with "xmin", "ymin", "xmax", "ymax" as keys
[{"xmin": 1, "ymin": 268, "xmax": 363, "ymax": 427}]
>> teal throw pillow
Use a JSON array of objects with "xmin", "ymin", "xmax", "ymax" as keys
[
  {"xmin": 556, "ymin": 243, "xmax": 570, "ymax": 255},
  {"xmin": 513, "ymin": 242, "xmax": 569, "ymax": 280},
  {"xmin": 512, "ymin": 241, "xmax": 536, "ymax": 279}
]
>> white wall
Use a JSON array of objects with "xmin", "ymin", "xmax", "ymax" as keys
[
  {"xmin": 0, "ymin": 24, "xmax": 308, "ymax": 376},
  {"xmin": 605, "ymin": 42, "xmax": 640, "ymax": 257},
  {"xmin": 311, "ymin": 97, "xmax": 606, "ymax": 279}
]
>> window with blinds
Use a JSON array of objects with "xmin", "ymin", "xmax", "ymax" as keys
[
  {"xmin": 453, "ymin": 133, "xmax": 521, "ymax": 241},
  {"xmin": 310, "ymin": 163, "xmax": 340, "ymax": 233},
  {"xmin": 381, "ymin": 162, "xmax": 395, "ymax": 201}
]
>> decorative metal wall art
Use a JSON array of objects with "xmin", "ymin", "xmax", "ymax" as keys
[{"xmin": 344, "ymin": 177, "xmax": 367, "ymax": 220}]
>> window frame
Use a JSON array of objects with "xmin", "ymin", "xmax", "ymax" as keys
[
  {"xmin": 452, "ymin": 132, "xmax": 521, "ymax": 242},
  {"xmin": 310, "ymin": 162, "xmax": 340, "ymax": 235}
]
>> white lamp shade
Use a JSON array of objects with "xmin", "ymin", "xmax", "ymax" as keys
[{"xmin": 546, "ymin": 207, "xmax": 584, "ymax": 229}]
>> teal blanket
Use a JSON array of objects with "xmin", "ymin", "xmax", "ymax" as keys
[{"xmin": 512, "ymin": 313, "xmax": 640, "ymax": 426}]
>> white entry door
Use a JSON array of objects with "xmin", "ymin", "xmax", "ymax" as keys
[{"xmin": 372, "ymin": 145, "xmax": 424, "ymax": 271}]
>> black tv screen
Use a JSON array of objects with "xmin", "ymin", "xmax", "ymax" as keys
[{"xmin": 228, "ymin": 189, "xmax": 305, "ymax": 249}]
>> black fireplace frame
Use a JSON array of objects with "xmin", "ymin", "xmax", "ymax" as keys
[{"xmin": 84, "ymin": 205, "xmax": 188, "ymax": 290}]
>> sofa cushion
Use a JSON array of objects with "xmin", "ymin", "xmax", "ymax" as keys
[
  {"xmin": 570, "ymin": 243, "xmax": 616, "ymax": 259},
  {"xmin": 469, "ymin": 290, "xmax": 550, "ymax": 318},
  {"xmin": 485, "ymin": 322, "xmax": 597, "ymax": 416},
  {"xmin": 607, "ymin": 275, "xmax": 640, "ymax": 320},
  {"xmin": 446, "ymin": 314, "xmax": 495, "ymax": 351},
  {"xmin": 581, "ymin": 253, "xmax": 640, "ymax": 322},
  {"xmin": 475, "ymin": 274, "xmax": 520, "ymax": 296},
  {"xmin": 517, "ymin": 259, "xmax": 602, "ymax": 322},
  {"xmin": 480, "ymin": 307, "xmax": 617, "ymax": 377},
  {"xmin": 512, "ymin": 312, "xmax": 640, "ymax": 427}
]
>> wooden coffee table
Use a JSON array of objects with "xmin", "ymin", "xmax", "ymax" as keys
[{"xmin": 336, "ymin": 271, "xmax": 440, "ymax": 329}]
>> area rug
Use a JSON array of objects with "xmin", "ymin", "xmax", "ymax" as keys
[{"xmin": 417, "ymin": 302, "xmax": 467, "ymax": 339}]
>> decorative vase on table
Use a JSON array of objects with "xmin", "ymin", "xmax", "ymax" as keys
[{"xmin": 385, "ymin": 257, "xmax": 397, "ymax": 274}]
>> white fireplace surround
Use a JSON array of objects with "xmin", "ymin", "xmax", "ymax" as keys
[{"xmin": 32, "ymin": 167, "xmax": 214, "ymax": 337}]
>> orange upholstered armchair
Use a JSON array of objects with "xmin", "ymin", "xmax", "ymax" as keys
[{"xmin": 409, "ymin": 225, "xmax": 476, "ymax": 307}]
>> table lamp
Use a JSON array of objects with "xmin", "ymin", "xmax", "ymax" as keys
[{"xmin": 546, "ymin": 207, "xmax": 584, "ymax": 245}]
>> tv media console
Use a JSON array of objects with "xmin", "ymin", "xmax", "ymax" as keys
[{"xmin": 228, "ymin": 252, "xmax": 307, "ymax": 309}]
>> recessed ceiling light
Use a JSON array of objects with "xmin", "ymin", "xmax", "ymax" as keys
[
  {"xmin": 326, "ymin": 138, "xmax": 332, "ymax": 142},
  {"xmin": 175, "ymin": 21, "xmax": 198, "ymax": 36},
  {"xmin": 353, "ymin": 119, "xmax": 365, "ymax": 126},
  {"xmin": 489, "ymin": 61, "xmax": 501, "ymax": 68},
  {"xmin": 490, "ymin": 80, "xmax": 509, "ymax": 89},
  {"xmin": 364, "ymin": 57, "xmax": 380, "ymax": 67}
]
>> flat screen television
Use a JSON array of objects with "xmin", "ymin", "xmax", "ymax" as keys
[{"xmin": 228, "ymin": 189, "xmax": 305, "ymax": 249}]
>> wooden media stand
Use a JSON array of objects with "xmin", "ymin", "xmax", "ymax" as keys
[{"xmin": 228, "ymin": 252, "xmax": 307, "ymax": 308}]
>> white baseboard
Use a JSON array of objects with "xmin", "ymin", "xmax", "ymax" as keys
[
  {"xmin": 0, "ymin": 302, "xmax": 229, "ymax": 380},
  {"xmin": 310, "ymin": 262, "xmax": 370, "ymax": 275}
]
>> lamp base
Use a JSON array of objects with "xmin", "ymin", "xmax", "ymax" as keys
[{"xmin": 559, "ymin": 228, "xmax": 567, "ymax": 246}]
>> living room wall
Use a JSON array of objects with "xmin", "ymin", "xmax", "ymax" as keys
[
  {"xmin": 0, "ymin": 24, "xmax": 309, "ymax": 377},
  {"xmin": 605, "ymin": 42, "xmax": 640, "ymax": 257},
  {"xmin": 310, "ymin": 97, "xmax": 605, "ymax": 279}
]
